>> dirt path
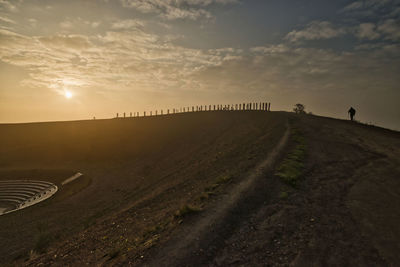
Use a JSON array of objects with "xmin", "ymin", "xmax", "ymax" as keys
[
  {"xmin": 207, "ymin": 116, "xmax": 397, "ymax": 266},
  {"xmin": 141, "ymin": 123, "xmax": 290, "ymax": 266},
  {"xmin": 140, "ymin": 115, "xmax": 400, "ymax": 267}
]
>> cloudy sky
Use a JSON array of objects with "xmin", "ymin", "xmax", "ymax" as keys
[{"xmin": 0, "ymin": 0, "xmax": 399, "ymax": 130}]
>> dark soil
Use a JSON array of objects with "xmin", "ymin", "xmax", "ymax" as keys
[
  {"xmin": 1, "ymin": 111, "xmax": 399, "ymax": 266},
  {"xmin": 0, "ymin": 111, "xmax": 286, "ymax": 265},
  {"xmin": 139, "ymin": 114, "xmax": 400, "ymax": 267}
]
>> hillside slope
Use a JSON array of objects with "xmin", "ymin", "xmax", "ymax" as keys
[
  {"xmin": 138, "ymin": 114, "xmax": 400, "ymax": 267},
  {"xmin": 1, "ymin": 112, "xmax": 399, "ymax": 266},
  {"xmin": 0, "ymin": 111, "xmax": 286, "ymax": 265}
]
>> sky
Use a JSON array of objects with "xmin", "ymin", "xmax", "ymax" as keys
[{"xmin": 0, "ymin": 0, "xmax": 399, "ymax": 130}]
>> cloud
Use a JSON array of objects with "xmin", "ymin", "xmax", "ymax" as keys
[
  {"xmin": 59, "ymin": 18, "xmax": 102, "ymax": 31},
  {"xmin": 378, "ymin": 19, "xmax": 400, "ymax": 41},
  {"xmin": 250, "ymin": 44, "xmax": 288, "ymax": 54},
  {"xmin": 119, "ymin": 0, "xmax": 238, "ymax": 20},
  {"xmin": 285, "ymin": 21, "xmax": 346, "ymax": 43},
  {"xmin": 0, "ymin": 27, "xmax": 238, "ymax": 94},
  {"xmin": 38, "ymin": 35, "xmax": 92, "ymax": 51},
  {"xmin": 188, "ymin": 42, "xmax": 400, "ymax": 106},
  {"xmin": 28, "ymin": 18, "xmax": 37, "ymax": 27},
  {"xmin": 0, "ymin": 0, "xmax": 18, "ymax": 12},
  {"xmin": 356, "ymin": 23, "xmax": 380, "ymax": 39},
  {"xmin": 342, "ymin": 0, "xmax": 400, "ymax": 18},
  {"xmin": 0, "ymin": 15, "xmax": 15, "ymax": 25},
  {"xmin": 111, "ymin": 19, "xmax": 145, "ymax": 30},
  {"xmin": 343, "ymin": 0, "xmax": 394, "ymax": 11},
  {"xmin": 60, "ymin": 20, "xmax": 73, "ymax": 29}
]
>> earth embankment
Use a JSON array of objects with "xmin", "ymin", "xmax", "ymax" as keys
[{"xmin": 0, "ymin": 111, "xmax": 286, "ymax": 265}]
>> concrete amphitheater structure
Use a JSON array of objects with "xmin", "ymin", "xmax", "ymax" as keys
[{"xmin": 0, "ymin": 180, "xmax": 58, "ymax": 215}]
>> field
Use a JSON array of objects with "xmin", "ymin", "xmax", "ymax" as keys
[{"xmin": 0, "ymin": 111, "xmax": 399, "ymax": 266}]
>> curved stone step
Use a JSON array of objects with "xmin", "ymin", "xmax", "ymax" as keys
[
  {"xmin": 0, "ymin": 180, "xmax": 58, "ymax": 216},
  {"xmin": 0, "ymin": 180, "xmax": 53, "ymax": 185},
  {"xmin": 0, "ymin": 188, "xmax": 39, "ymax": 195},
  {"xmin": 0, "ymin": 192, "xmax": 34, "ymax": 198},
  {"xmin": 0, "ymin": 192, "xmax": 36, "ymax": 199},
  {"xmin": 0, "ymin": 198, "xmax": 22, "ymax": 205},
  {"xmin": 0, "ymin": 184, "xmax": 49, "ymax": 191}
]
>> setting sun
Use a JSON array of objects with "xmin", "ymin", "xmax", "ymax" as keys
[{"xmin": 65, "ymin": 90, "xmax": 73, "ymax": 99}]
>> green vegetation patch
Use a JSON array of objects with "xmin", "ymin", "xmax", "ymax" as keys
[
  {"xmin": 33, "ymin": 222, "xmax": 53, "ymax": 253},
  {"xmin": 275, "ymin": 128, "xmax": 306, "ymax": 187}
]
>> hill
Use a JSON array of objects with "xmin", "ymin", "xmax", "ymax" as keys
[{"xmin": 0, "ymin": 111, "xmax": 399, "ymax": 266}]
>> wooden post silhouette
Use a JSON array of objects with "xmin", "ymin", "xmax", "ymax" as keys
[
  {"xmin": 268, "ymin": 103, "xmax": 271, "ymax": 111},
  {"xmin": 123, "ymin": 112, "xmax": 126, "ymax": 118},
  {"xmin": 144, "ymin": 111, "xmax": 146, "ymax": 117}
]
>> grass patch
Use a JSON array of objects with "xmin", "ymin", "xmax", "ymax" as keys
[
  {"xmin": 143, "ymin": 234, "xmax": 160, "ymax": 249},
  {"xmin": 279, "ymin": 191, "xmax": 289, "ymax": 199},
  {"xmin": 174, "ymin": 204, "xmax": 201, "ymax": 219},
  {"xmin": 215, "ymin": 173, "xmax": 232, "ymax": 185},
  {"xmin": 203, "ymin": 173, "xmax": 232, "ymax": 197},
  {"xmin": 275, "ymin": 128, "xmax": 306, "ymax": 187},
  {"xmin": 34, "ymin": 222, "xmax": 52, "ymax": 253},
  {"xmin": 204, "ymin": 183, "xmax": 219, "ymax": 192}
]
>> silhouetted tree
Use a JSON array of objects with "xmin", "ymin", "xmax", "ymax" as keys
[{"xmin": 293, "ymin": 103, "xmax": 306, "ymax": 114}]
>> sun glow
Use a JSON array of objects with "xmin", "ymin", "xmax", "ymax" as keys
[{"xmin": 65, "ymin": 90, "xmax": 73, "ymax": 99}]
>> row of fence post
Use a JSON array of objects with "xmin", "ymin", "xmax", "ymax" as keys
[{"xmin": 115, "ymin": 102, "xmax": 271, "ymax": 118}]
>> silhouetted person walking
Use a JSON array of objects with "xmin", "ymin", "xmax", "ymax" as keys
[{"xmin": 348, "ymin": 107, "xmax": 356, "ymax": 121}]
